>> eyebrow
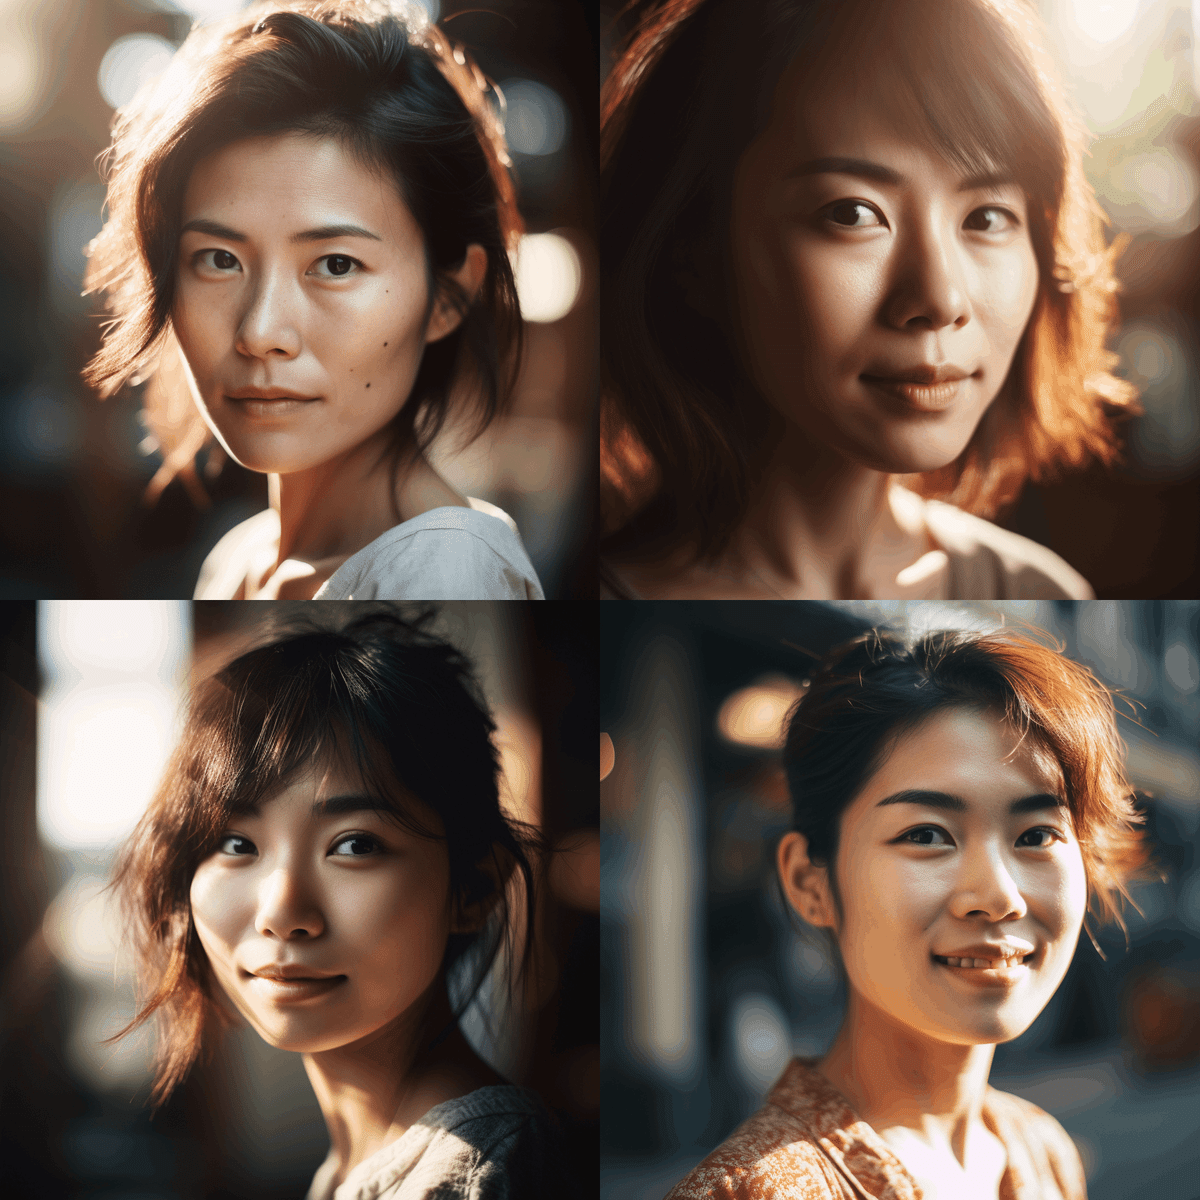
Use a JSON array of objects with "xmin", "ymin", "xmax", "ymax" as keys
[
  {"xmin": 180, "ymin": 217, "xmax": 383, "ymax": 243},
  {"xmin": 875, "ymin": 789, "xmax": 1066, "ymax": 815},
  {"xmin": 783, "ymin": 156, "xmax": 1017, "ymax": 193}
]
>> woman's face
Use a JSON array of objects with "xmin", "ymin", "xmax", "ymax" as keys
[
  {"xmin": 172, "ymin": 131, "xmax": 465, "ymax": 476},
  {"xmin": 828, "ymin": 707, "xmax": 1087, "ymax": 1047},
  {"xmin": 189, "ymin": 755, "xmax": 452, "ymax": 1053},
  {"xmin": 729, "ymin": 55, "xmax": 1040, "ymax": 474}
]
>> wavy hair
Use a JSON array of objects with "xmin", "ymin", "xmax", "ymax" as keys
[
  {"xmin": 781, "ymin": 626, "xmax": 1158, "ymax": 954},
  {"xmin": 83, "ymin": 0, "xmax": 523, "ymax": 506},
  {"xmin": 601, "ymin": 0, "xmax": 1140, "ymax": 558},
  {"xmin": 103, "ymin": 606, "xmax": 543, "ymax": 1111}
]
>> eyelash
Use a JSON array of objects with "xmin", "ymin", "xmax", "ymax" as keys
[
  {"xmin": 192, "ymin": 249, "xmax": 364, "ymax": 278},
  {"xmin": 217, "ymin": 832, "xmax": 382, "ymax": 858},
  {"xmin": 897, "ymin": 825, "xmax": 1065, "ymax": 848},
  {"xmin": 821, "ymin": 201, "xmax": 1021, "ymax": 233}
]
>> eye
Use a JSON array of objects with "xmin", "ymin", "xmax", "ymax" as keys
[
  {"xmin": 330, "ymin": 833, "xmax": 381, "ymax": 857},
  {"xmin": 309, "ymin": 254, "xmax": 363, "ymax": 279},
  {"xmin": 823, "ymin": 200, "xmax": 886, "ymax": 229},
  {"xmin": 1017, "ymin": 826, "xmax": 1064, "ymax": 848},
  {"xmin": 963, "ymin": 205, "xmax": 1020, "ymax": 233},
  {"xmin": 900, "ymin": 826, "xmax": 953, "ymax": 846},
  {"xmin": 195, "ymin": 248, "xmax": 242, "ymax": 273},
  {"xmin": 218, "ymin": 834, "xmax": 256, "ymax": 856}
]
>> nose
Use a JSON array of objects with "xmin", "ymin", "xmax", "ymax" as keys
[
  {"xmin": 883, "ymin": 219, "xmax": 971, "ymax": 333},
  {"xmin": 254, "ymin": 867, "xmax": 324, "ymax": 940},
  {"xmin": 235, "ymin": 268, "xmax": 302, "ymax": 361},
  {"xmin": 948, "ymin": 843, "xmax": 1028, "ymax": 924}
]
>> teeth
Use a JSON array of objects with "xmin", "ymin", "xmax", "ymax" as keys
[{"xmin": 937, "ymin": 954, "xmax": 1027, "ymax": 969}]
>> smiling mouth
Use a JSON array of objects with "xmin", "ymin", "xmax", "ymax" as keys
[{"xmin": 932, "ymin": 953, "xmax": 1034, "ymax": 975}]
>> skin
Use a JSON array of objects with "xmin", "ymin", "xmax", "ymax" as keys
[
  {"xmin": 173, "ymin": 132, "xmax": 489, "ymax": 599},
  {"xmin": 189, "ymin": 754, "xmax": 503, "ymax": 1189},
  {"xmin": 610, "ymin": 50, "xmax": 1040, "ymax": 599},
  {"xmin": 778, "ymin": 707, "xmax": 1088, "ymax": 1199}
]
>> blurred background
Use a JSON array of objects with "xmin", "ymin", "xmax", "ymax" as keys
[
  {"xmin": 0, "ymin": 0, "xmax": 596, "ymax": 599},
  {"xmin": 600, "ymin": 0, "xmax": 1200, "ymax": 597},
  {"xmin": 600, "ymin": 601, "xmax": 1200, "ymax": 1200},
  {"xmin": 0, "ymin": 599, "xmax": 598, "ymax": 1198}
]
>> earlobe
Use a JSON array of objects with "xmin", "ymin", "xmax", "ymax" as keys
[{"xmin": 425, "ymin": 243, "xmax": 489, "ymax": 344}]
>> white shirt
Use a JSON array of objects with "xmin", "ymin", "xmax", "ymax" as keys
[{"xmin": 194, "ymin": 498, "xmax": 544, "ymax": 600}]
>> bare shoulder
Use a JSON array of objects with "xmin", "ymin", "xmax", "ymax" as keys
[{"xmin": 664, "ymin": 1105, "xmax": 850, "ymax": 1199}]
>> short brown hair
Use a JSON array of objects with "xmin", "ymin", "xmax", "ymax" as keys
[
  {"xmin": 601, "ymin": 0, "xmax": 1140, "ymax": 557},
  {"xmin": 782, "ymin": 626, "xmax": 1157, "ymax": 950},
  {"xmin": 83, "ymin": 0, "xmax": 523, "ymax": 505},
  {"xmin": 104, "ymin": 607, "xmax": 541, "ymax": 1111}
]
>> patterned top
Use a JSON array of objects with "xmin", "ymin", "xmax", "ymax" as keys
[{"xmin": 664, "ymin": 1058, "xmax": 1088, "ymax": 1200}]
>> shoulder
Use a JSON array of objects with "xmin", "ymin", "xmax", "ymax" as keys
[
  {"xmin": 316, "ymin": 502, "xmax": 544, "ymax": 600},
  {"xmin": 984, "ymin": 1087, "xmax": 1088, "ymax": 1200},
  {"xmin": 664, "ymin": 1103, "xmax": 851, "ymax": 1200},
  {"xmin": 193, "ymin": 508, "xmax": 279, "ymax": 599},
  {"xmin": 917, "ymin": 495, "xmax": 1094, "ymax": 599},
  {"xmin": 404, "ymin": 1087, "xmax": 576, "ymax": 1199}
]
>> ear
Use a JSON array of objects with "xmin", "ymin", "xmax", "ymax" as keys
[
  {"xmin": 450, "ymin": 842, "xmax": 517, "ymax": 934},
  {"xmin": 425, "ymin": 243, "xmax": 489, "ymax": 344},
  {"xmin": 777, "ymin": 830, "xmax": 836, "ymax": 929}
]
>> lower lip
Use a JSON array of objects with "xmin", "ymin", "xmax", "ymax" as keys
[
  {"xmin": 933, "ymin": 955, "xmax": 1032, "ymax": 987},
  {"xmin": 861, "ymin": 376, "xmax": 970, "ymax": 413},
  {"xmin": 227, "ymin": 396, "xmax": 318, "ymax": 418},
  {"xmin": 250, "ymin": 974, "xmax": 346, "ymax": 1001}
]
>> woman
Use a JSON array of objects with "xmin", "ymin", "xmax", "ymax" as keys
[
  {"xmin": 104, "ymin": 608, "xmax": 571, "ymax": 1198},
  {"xmin": 666, "ymin": 627, "xmax": 1155, "ymax": 1199},
  {"xmin": 600, "ymin": 0, "xmax": 1139, "ymax": 599},
  {"xmin": 84, "ymin": 0, "xmax": 543, "ymax": 599}
]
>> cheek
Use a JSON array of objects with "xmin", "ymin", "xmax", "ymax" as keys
[
  {"xmin": 981, "ymin": 245, "xmax": 1039, "ymax": 350},
  {"xmin": 189, "ymin": 866, "xmax": 244, "ymax": 968}
]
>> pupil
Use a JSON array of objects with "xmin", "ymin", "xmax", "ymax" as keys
[{"xmin": 330, "ymin": 256, "xmax": 349, "ymax": 275}]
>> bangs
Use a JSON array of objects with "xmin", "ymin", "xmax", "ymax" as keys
[
  {"xmin": 804, "ymin": 0, "xmax": 1066, "ymax": 212},
  {"xmin": 189, "ymin": 631, "xmax": 453, "ymax": 849}
]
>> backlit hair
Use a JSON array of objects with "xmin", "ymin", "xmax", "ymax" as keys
[
  {"xmin": 104, "ymin": 607, "xmax": 540, "ymax": 1111},
  {"xmin": 781, "ymin": 626, "xmax": 1156, "ymax": 952},
  {"xmin": 601, "ymin": 0, "xmax": 1140, "ymax": 558},
  {"xmin": 83, "ymin": 0, "xmax": 522, "ymax": 506}
]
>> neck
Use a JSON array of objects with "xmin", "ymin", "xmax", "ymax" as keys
[
  {"xmin": 723, "ymin": 426, "xmax": 912, "ymax": 597},
  {"xmin": 301, "ymin": 979, "xmax": 501, "ymax": 1178},
  {"xmin": 269, "ymin": 433, "xmax": 466, "ymax": 570},
  {"xmin": 817, "ymin": 990, "xmax": 995, "ymax": 1163}
]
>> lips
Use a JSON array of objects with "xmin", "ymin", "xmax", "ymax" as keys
[
  {"xmin": 251, "ymin": 964, "xmax": 343, "ymax": 981},
  {"xmin": 864, "ymin": 364, "xmax": 973, "ymax": 386},
  {"xmin": 226, "ymin": 388, "xmax": 319, "ymax": 402}
]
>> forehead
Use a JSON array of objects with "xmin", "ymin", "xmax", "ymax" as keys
[
  {"xmin": 854, "ymin": 707, "xmax": 1063, "ymax": 810},
  {"xmin": 762, "ymin": 50, "xmax": 1002, "ymax": 186},
  {"xmin": 181, "ymin": 131, "xmax": 419, "ymax": 244}
]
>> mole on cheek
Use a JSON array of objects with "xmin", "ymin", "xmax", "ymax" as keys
[{"xmin": 366, "ymin": 382, "xmax": 371, "ymax": 388}]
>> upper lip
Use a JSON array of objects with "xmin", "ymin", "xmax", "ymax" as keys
[
  {"xmin": 934, "ymin": 941, "xmax": 1035, "ymax": 959},
  {"xmin": 863, "ymin": 364, "xmax": 973, "ymax": 385},
  {"xmin": 251, "ymin": 964, "xmax": 344, "ymax": 980},
  {"xmin": 226, "ymin": 387, "xmax": 318, "ymax": 401}
]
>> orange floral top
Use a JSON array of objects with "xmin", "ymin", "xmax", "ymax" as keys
[{"xmin": 664, "ymin": 1058, "xmax": 1088, "ymax": 1200}]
